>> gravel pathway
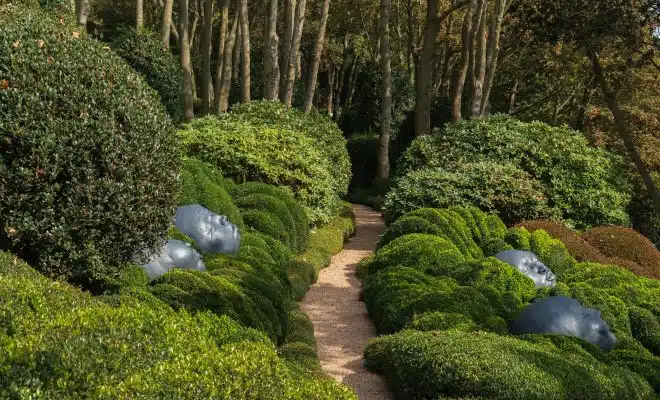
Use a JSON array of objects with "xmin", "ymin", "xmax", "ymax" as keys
[{"xmin": 301, "ymin": 204, "xmax": 393, "ymax": 400}]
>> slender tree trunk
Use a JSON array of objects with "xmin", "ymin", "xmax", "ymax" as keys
[
  {"xmin": 590, "ymin": 52, "xmax": 660, "ymax": 214},
  {"xmin": 406, "ymin": 0, "xmax": 415, "ymax": 85},
  {"xmin": 200, "ymin": 0, "xmax": 214, "ymax": 114},
  {"xmin": 469, "ymin": 0, "xmax": 487, "ymax": 117},
  {"xmin": 233, "ymin": 23, "xmax": 242, "ymax": 80},
  {"xmin": 238, "ymin": 0, "xmax": 251, "ymax": 102},
  {"xmin": 480, "ymin": 0, "xmax": 507, "ymax": 115},
  {"xmin": 263, "ymin": 0, "xmax": 280, "ymax": 99},
  {"xmin": 213, "ymin": 0, "xmax": 230, "ymax": 114},
  {"xmin": 280, "ymin": 0, "xmax": 296, "ymax": 100},
  {"xmin": 76, "ymin": 0, "xmax": 89, "ymax": 29},
  {"xmin": 303, "ymin": 0, "xmax": 331, "ymax": 113},
  {"xmin": 282, "ymin": 0, "xmax": 307, "ymax": 107},
  {"xmin": 508, "ymin": 78, "xmax": 518, "ymax": 114},
  {"xmin": 179, "ymin": 0, "xmax": 194, "ymax": 121},
  {"xmin": 377, "ymin": 0, "xmax": 393, "ymax": 180},
  {"xmin": 451, "ymin": 0, "xmax": 477, "ymax": 122},
  {"xmin": 219, "ymin": 11, "xmax": 240, "ymax": 113},
  {"xmin": 338, "ymin": 57, "xmax": 359, "ymax": 122},
  {"xmin": 160, "ymin": 0, "xmax": 175, "ymax": 48},
  {"xmin": 136, "ymin": 0, "xmax": 144, "ymax": 29},
  {"xmin": 327, "ymin": 67, "xmax": 336, "ymax": 115}
]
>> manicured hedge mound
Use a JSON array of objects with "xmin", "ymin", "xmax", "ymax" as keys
[
  {"xmin": 230, "ymin": 101, "xmax": 351, "ymax": 199},
  {"xmin": 108, "ymin": 27, "xmax": 184, "ymax": 121},
  {"xmin": 179, "ymin": 115, "xmax": 338, "ymax": 224},
  {"xmin": 391, "ymin": 115, "xmax": 631, "ymax": 228},
  {"xmin": 0, "ymin": 6, "xmax": 179, "ymax": 285},
  {"xmin": 365, "ymin": 330, "xmax": 655, "ymax": 400},
  {"xmin": 0, "ymin": 252, "xmax": 356, "ymax": 399}
]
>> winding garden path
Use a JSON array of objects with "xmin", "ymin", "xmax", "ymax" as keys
[{"xmin": 301, "ymin": 204, "xmax": 393, "ymax": 400}]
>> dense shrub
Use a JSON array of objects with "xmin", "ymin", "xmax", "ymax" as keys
[
  {"xmin": 364, "ymin": 330, "xmax": 655, "ymax": 400},
  {"xmin": 107, "ymin": 27, "xmax": 184, "ymax": 121},
  {"xmin": 278, "ymin": 343, "xmax": 323, "ymax": 374},
  {"xmin": 0, "ymin": 6, "xmax": 179, "ymax": 285},
  {"xmin": 230, "ymin": 181, "xmax": 310, "ymax": 252},
  {"xmin": 383, "ymin": 162, "xmax": 555, "ymax": 225},
  {"xmin": 242, "ymin": 210, "xmax": 292, "ymax": 250},
  {"xmin": 377, "ymin": 216, "xmax": 443, "ymax": 250},
  {"xmin": 395, "ymin": 115, "xmax": 631, "ymax": 228},
  {"xmin": 179, "ymin": 116, "xmax": 338, "ymax": 224},
  {"xmin": 582, "ymin": 226, "xmax": 660, "ymax": 279},
  {"xmin": 236, "ymin": 193, "xmax": 299, "ymax": 252},
  {"xmin": 229, "ymin": 101, "xmax": 351, "ymax": 199},
  {"xmin": 0, "ymin": 252, "xmax": 356, "ymax": 399},
  {"xmin": 179, "ymin": 158, "xmax": 244, "ymax": 228},
  {"xmin": 504, "ymin": 227, "xmax": 532, "ymax": 251},
  {"xmin": 405, "ymin": 311, "xmax": 478, "ymax": 332},
  {"xmin": 529, "ymin": 229, "xmax": 577, "ymax": 276},
  {"xmin": 284, "ymin": 306, "xmax": 317, "ymax": 348}
]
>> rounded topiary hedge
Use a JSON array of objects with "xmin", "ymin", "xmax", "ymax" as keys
[
  {"xmin": 107, "ymin": 27, "xmax": 184, "ymax": 122},
  {"xmin": 0, "ymin": 6, "xmax": 179, "ymax": 285}
]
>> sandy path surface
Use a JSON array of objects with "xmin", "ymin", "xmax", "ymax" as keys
[{"xmin": 301, "ymin": 204, "xmax": 393, "ymax": 400}]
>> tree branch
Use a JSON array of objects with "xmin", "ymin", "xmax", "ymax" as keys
[{"xmin": 433, "ymin": 0, "xmax": 471, "ymax": 24}]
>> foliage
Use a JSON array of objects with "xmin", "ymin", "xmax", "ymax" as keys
[
  {"xmin": 581, "ymin": 225, "xmax": 660, "ymax": 279},
  {"xmin": 179, "ymin": 115, "xmax": 338, "ymax": 224},
  {"xmin": 236, "ymin": 193, "xmax": 299, "ymax": 252},
  {"xmin": 383, "ymin": 162, "xmax": 555, "ymax": 226},
  {"xmin": 395, "ymin": 115, "xmax": 632, "ymax": 228},
  {"xmin": 377, "ymin": 216, "xmax": 443, "ymax": 250},
  {"xmin": 0, "ymin": 252, "xmax": 356, "ymax": 399},
  {"xmin": 504, "ymin": 227, "xmax": 532, "ymax": 251},
  {"xmin": 108, "ymin": 26, "xmax": 184, "ymax": 121},
  {"xmin": 364, "ymin": 330, "xmax": 654, "ymax": 400},
  {"xmin": 229, "ymin": 101, "xmax": 351, "ymax": 200},
  {"xmin": 346, "ymin": 132, "xmax": 379, "ymax": 189},
  {"xmin": 405, "ymin": 311, "xmax": 478, "ymax": 332},
  {"xmin": 278, "ymin": 343, "xmax": 323, "ymax": 374},
  {"xmin": 0, "ymin": 6, "xmax": 179, "ymax": 286},
  {"xmin": 284, "ymin": 306, "xmax": 317, "ymax": 348},
  {"xmin": 241, "ymin": 210, "xmax": 293, "ymax": 252}
]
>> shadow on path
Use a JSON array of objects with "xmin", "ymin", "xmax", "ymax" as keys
[{"xmin": 301, "ymin": 204, "xmax": 393, "ymax": 400}]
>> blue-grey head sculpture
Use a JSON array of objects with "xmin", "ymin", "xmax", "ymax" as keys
[
  {"xmin": 141, "ymin": 239, "xmax": 206, "ymax": 280},
  {"xmin": 174, "ymin": 205, "xmax": 241, "ymax": 255},
  {"xmin": 495, "ymin": 249, "xmax": 557, "ymax": 289},
  {"xmin": 510, "ymin": 296, "xmax": 617, "ymax": 351}
]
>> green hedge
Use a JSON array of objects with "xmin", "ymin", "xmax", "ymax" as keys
[
  {"xmin": 236, "ymin": 193, "xmax": 299, "ymax": 252},
  {"xmin": 395, "ymin": 115, "xmax": 631, "ymax": 228},
  {"xmin": 365, "ymin": 330, "xmax": 654, "ymax": 400},
  {"xmin": 0, "ymin": 6, "xmax": 179, "ymax": 286},
  {"xmin": 0, "ymin": 252, "xmax": 356, "ymax": 399}
]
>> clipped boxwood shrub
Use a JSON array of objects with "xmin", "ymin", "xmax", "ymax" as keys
[
  {"xmin": 230, "ymin": 181, "xmax": 310, "ymax": 252},
  {"xmin": 581, "ymin": 226, "xmax": 660, "ymax": 279},
  {"xmin": 180, "ymin": 115, "xmax": 338, "ymax": 224},
  {"xmin": 0, "ymin": 252, "xmax": 356, "ymax": 399},
  {"xmin": 405, "ymin": 311, "xmax": 478, "ymax": 332},
  {"xmin": 242, "ymin": 210, "xmax": 292, "ymax": 250},
  {"xmin": 284, "ymin": 306, "xmax": 317, "ymax": 348},
  {"xmin": 278, "ymin": 342, "xmax": 322, "ymax": 374},
  {"xmin": 107, "ymin": 26, "xmax": 184, "ymax": 121},
  {"xmin": 236, "ymin": 193, "xmax": 298, "ymax": 252},
  {"xmin": 0, "ymin": 6, "xmax": 179, "ymax": 286},
  {"xmin": 364, "ymin": 330, "xmax": 655, "ymax": 400},
  {"xmin": 230, "ymin": 100, "xmax": 351, "ymax": 198},
  {"xmin": 377, "ymin": 216, "xmax": 443, "ymax": 250},
  {"xmin": 383, "ymin": 162, "xmax": 555, "ymax": 225},
  {"xmin": 504, "ymin": 227, "xmax": 532, "ymax": 251}
]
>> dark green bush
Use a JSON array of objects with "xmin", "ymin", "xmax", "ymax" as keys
[
  {"xmin": 0, "ymin": 6, "xmax": 179, "ymax": 286},
  {"xmin": 179, "ymin": 116, "xmax": 338, "ymax": 224},
  {"xmin": 241, "ymin": 210, "xmax": 292, "ymax": 250},
  {"xmin": 383, "ymin": 162, "xmax": 555, "ymax": 225},
  {"xmin": 482, "ymin": 238, "xmax": 514, "ymax": 257},
  {"xmin": 236, "ymin": 193, "xmax": 298, "ymax": 252},
  {"xmin": 504, "ymin": 227, "xmax": 531, "ymax": 251},
  {"xmin": 395, "ymin": 115, "xmax": 631, "ymax": 228},
  {"xmin": 364, "ymin": 330, "xmax": 654, "ymax": 400},
  {"xmin": 529, "ymin": 229, "xmax": 577, "ymax": 276},
  {"xmin": 609, "ymin": 351, "xmax": 660, "ymax": 394},
  {"xmin": 284, "ymin": 306, "xmax": 317, "ymax": 348},
  {"xmin": 107, "ymin": 27, "xmax": 183, "ymax": 121},
  {"xmin": 230, "ymin": 181, "xmax": 310, "ymax": 252},
  {"xmin": 278, "ymin": 343, "xmax": 322, "ymax": 374},
  {"xmin": 377, "ymin": 216, "xmax": 443, "ymax": 250},
  {"xmin": 628, "ymin": 307, "xmax": 660, "ymax": 356},
  {"xmin": 230, "ymin": 101, "xmax": 351, "ymax": 200},
  {"xmin": 0, "ymin": 252, "xmax": 356, "ymax": 399},
  {"xmin": 405, "ymin": 311, "xmax": 478, "ymax": 332}
]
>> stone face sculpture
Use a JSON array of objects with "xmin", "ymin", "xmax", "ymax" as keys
[
  {"xmin": 174, "ymin": 204, "xmax": 241, "ymax": 255},
  {"xmin": 141, "ymin": 239, "xmax": 206, "ymax": 280},
  {"xmin": 495, "ymin": 249, "xmax": 557, "ymax": 289},
  {"xmin": 510, "ymin": 296, "xmax": 617, "ymax": 351}
]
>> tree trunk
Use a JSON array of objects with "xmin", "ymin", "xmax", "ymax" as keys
[
  {"xmin": 179, "ymin": 0, "xmax": 194, "ymax": 121},
  {"xmin": 468, "ymin": 0, "xmax": 487, "ymax": 117},
  {"xmin": 590, "ymin": 52, "xmax": 660, "ymax": 214},
  {"xmin": 160, "ymin": 0, "xmax": 175, "ymax": 48},
  {"xmin": 263, "ymin": 0, "xmax": 279, "ymax": 100},
  {"xmin": 136, "ymin": 0, "xmax": 144, "ymax": 29},
  {"xmin": 338, "ymin": 57, "xmax": 359, "ymax": 122},
  {"xmin": 480, "ymin": 0, "xmax": 507, "ymax": 115},
  {"xmin": 219, "ymin": 11, "xmax": 240, "ymax": 113},
  {"xmin": 213, "ymin": 0, "xmax": 230, "ymax": 114},
  {"xmin": 508, "ymin": 78, "xmax": 518, "ymax": 114},
  {"xmin": 201, "ymin": 0, "xmax": 214, "ymax": 114},
  {"xmin": 451, "ymin": 0, "xmax": 477, "ymax": 122},
  {"xmin": 280, "ymin": 0, "xmax": 296, "ymax": 100},
  {"xmin": 233, "ymin": 23, "xmax": 242, "ymax": 81},
  {"xmin": 282, "ymin": 0, "xmax": 307, "ymax": 107},
  {"xmin": 377, "ymin": 0, "xmax": 393, "ymax": 180},
  {"xmin": 239, "ymin": 0, "xmax": 251, "ymax": 102},
  {"xmin": 76, "ymin": 0, "xmax": 89, "ymax": 29},
  {"xmin": 406, "ymin": 0, "xmax": 415, "ymax": 85},
  {"xmin": 303, "ymin": 0, "xmax": 331, "ymax": 113},
  {"xmin": 327, "ymin": 67, "xmax": 336, "ymax": 115}
]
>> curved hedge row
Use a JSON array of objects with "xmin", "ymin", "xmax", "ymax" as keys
[
  {"xmin": 0, "ymin": 252, "xmax": 356, "ymax": 399},
  {"xmin": 361, "ymin": 206, "xmax": 660, "ymax": 398}
]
